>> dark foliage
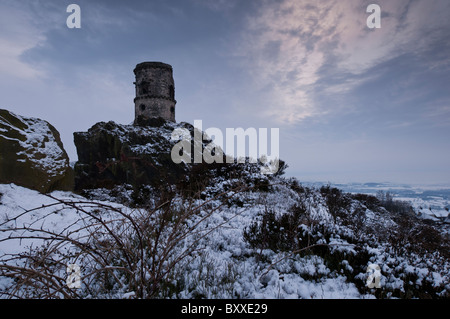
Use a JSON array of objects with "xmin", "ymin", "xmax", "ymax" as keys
[{"xmin": 320, "ymin": 185, "xmax": 352, "ymax": 221}]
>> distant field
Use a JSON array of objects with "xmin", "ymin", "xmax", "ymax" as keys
[{"xmin": 303, "ymin": 181, "xmax": 450, "ymax": 224}]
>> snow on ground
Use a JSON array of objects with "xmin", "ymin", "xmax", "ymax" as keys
[
  {"xmin": 1, "ymin": 182, "xmax": 448, "ymax": 299},
  {"xmin": 0, "ymin": 183, "xmax": 128, "ymax": 255},
  {"xmin": 0, "ymin": 183, "xmax": 365, "ymax": 298},
  {"xmin": 179, "ymin": 209, "xmax": 366, "ymax": 299},
  {"xmin": 399, "ymin": 196, "xmax": 449, "ymax": 220}
]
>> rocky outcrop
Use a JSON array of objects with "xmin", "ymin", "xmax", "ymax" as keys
[
  {"xmin": 0, "ymin": 109, "xmax": 73, "ymax": 193},
  {"xmin": 73, "ymin": 118, "xmax": 200, "ymax": 190},
  {"xmin": 73, "ymin": 117, "xmax": 281, "ymax": 192}
]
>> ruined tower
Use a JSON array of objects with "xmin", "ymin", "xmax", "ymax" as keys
[{"xmin": 133, "ymin": 62, "xmax": 176, "ymax": 123}]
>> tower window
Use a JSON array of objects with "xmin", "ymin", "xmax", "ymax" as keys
[
  {"xmin": 169, "ymin": 85, "xmax": 174, "ymax": 99},
  {"xmin": 170, "ymin": 106, "xmax": 175, "ymax": 113},
  {"xmin": 139, "ymin": 81, "xmax": 148, "ymax": 95},
  {"xmin": 139, "ymin": 104, "xmax": 146, "ymax": 111}
]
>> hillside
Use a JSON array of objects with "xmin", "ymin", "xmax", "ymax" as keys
[
  {"xmin": 1, "ymin": 171, "xmax": 448, "ymax": 298},
  {"xmin": 0, "ymin": 112, "xmax": 448, "ymax": 299}
]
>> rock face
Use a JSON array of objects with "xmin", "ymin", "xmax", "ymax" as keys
[
  {"xmin": 0, "ymin": 109, "xmax": 73, "ymax": 193},
  {"xmin": 73, "ymin": 117, "xmax": 279, "ymax": 192},
  {"xmin": 73, "ymin": 118, "xmax": 200, "ymax": 190}
]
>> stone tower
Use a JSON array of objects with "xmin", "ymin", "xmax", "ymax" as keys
[{"xmin": 133, "ymin": 62, "xmax": 176, "ymax": 123}]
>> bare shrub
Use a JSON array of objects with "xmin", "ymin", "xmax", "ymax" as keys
[{"xmin": 0, "ymin": 185, "xmax": 249, "ymax": 299}]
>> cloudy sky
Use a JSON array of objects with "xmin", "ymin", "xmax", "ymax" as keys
[{"xmin": 1, "ymin": 0, "xmax": 450, "ymax": 185}]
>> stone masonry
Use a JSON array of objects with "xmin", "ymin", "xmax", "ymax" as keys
[{"xmin": 133, "ymin": 62, "xmax": 176, "ymax": 123}]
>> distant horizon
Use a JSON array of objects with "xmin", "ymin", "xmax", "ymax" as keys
[
  {"xmin": 295, "ymin": 178, "xmax": 450, "ymax": 188},
  {"xmin": 289, "ymin": 170, "xmax": 450, "ymax": 187}
]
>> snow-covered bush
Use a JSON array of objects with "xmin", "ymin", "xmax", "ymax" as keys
[
  {"xmin": 0, "ymin": 185, "xmax": 246, "ymax": 298},
  {"xmin": 1, "ymin": 175, "xmax": 448, "ymax": 299}
]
